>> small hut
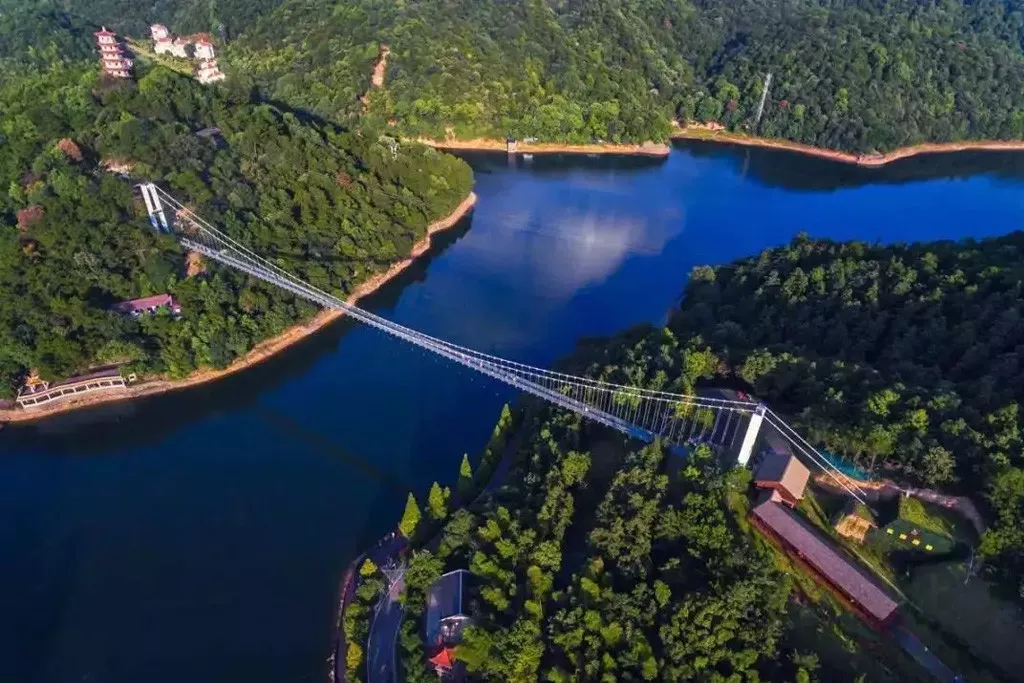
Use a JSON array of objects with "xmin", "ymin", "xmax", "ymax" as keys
[
  {"xmin": 753, "ymin": 451, "xmax": 810, "ymax": 508},
  {"xmin": 833, "ymin": 501, "xmax": 877, "ymax": 544}
]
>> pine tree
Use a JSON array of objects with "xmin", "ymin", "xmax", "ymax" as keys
[
  {"xmin": 427, "ymin": 481, "xmax": 449, "ymax": 521},
  {"xmin": 458, "ymin": 453, "xmax": 474, "ymax": 499},
  {"xmin": 399, "ymin": 492, "xmax": 421, "ymax": 539}
]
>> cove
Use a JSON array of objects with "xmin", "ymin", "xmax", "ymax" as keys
[{"xmin": 2, "ymin": 141, "xmax": 1023, "ymax": 683}]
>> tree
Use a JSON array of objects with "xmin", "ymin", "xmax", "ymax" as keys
[
  {"xmin": 458, "ymin": 453, "xmax": 474, "ymax": 499},
  {"xmin": 399, "ymin": 492, "xmax": 421, "ymax": 539},
  {"xmin": 427, "ymin": 481, "xmax": 449, "ymax": 522}
]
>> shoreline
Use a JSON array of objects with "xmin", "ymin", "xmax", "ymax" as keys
[
  {"xmin": 415, "ymin": 137, "xmax": 670, "ymax": 157},
  {"xmin": 0, "ymin": 192, "xmax": 478, "ymax": 425},
  {"xmin": 670, "ymin": 125, "xmax": 1024, "ymax": 167}
]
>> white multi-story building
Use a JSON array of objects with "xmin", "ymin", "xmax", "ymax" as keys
[
  {"xmin": 193, "ymin": 39, "xmax": 226, "ymax": 83},
  {"xmin": 151, "ymin": 24, "xmax": 191, "ymax": 58},
  {"xmin": 151, "ymin": 24, "xmax": 171, "ymax": 52}
]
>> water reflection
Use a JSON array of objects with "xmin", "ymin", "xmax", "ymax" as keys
[
  {"xmin": 485, "ymin": 205, "xmax": 676, "ymax": 297},
  {"xmin": 678, "ymin": 139, "xmax": 1024, "ymax": 190}
]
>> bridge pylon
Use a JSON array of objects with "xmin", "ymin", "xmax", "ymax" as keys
[{"xmin": 736, "ymin": 403, "xmax": 766, "ymax": 466}]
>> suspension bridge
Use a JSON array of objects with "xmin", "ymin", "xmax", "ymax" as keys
[{"xmin": 137, "ymin": 182, "xmax": 868, "ymax": 503}]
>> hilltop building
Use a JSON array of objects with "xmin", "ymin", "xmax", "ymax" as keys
[
  {"xmin": 193, "ymin": 39, "xmax": 226, "ymax": 83},
  {"xmin": 151, "ymin": 24, "xmax": 190, "ymax": 58},
  {"xmin": 94, "ymin": 27, "xmax": 132, "ymax": 79}
]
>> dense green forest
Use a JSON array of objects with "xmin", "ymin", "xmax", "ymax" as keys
[
  {"xmin": 0, "ymin": 8, "xmax": 472, "ymax": 398},
  {"xmin": 351, "ymin": 231, "xmax": 1024, "ymax": 681},
  {"xmin": 0, "ymin": 0, "xmax": 284, "ymax": 39},
  {"xmin": 14, "ymin": 1, "xmax": 1024, "ymax": 152},
  {"xmin": 228, "ymin": 0, "xmax": 1024, "ymax": 151},
  {"xmin": 373, "ymin": 400, "xmax": 967, "ymax": 681}
]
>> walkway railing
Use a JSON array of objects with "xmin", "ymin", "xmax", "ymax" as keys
[{"xmin": 144, "ymin": 184, "xmax": 869, "ymax": 503}]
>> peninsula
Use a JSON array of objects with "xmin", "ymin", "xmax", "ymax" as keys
[{"xmin": 0, "ymin": 192, "xmax": 476, "ymax": 423}]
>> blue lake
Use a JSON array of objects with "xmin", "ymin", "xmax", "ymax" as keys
[{"xmin": 2, "ymin": 141, "xmax": 1023, "ymax": 682}]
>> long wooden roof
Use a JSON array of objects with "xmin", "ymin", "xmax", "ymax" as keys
[{"xmin": 752, "ymin": 499, "xmax": 899, "ymax": 623}]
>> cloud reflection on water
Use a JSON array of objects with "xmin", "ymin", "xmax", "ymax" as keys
[
  {"xmin": 410, "ymin": 180, "xmax": 688, "ymax": 351},
  {"xmin": 472, "ymin": 197, "xmax": 683, "ymax": 299}
]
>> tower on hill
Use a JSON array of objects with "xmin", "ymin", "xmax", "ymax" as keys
[{"xmin": 94, "ymin": 27, "xmax": 132, "ymax": 79}]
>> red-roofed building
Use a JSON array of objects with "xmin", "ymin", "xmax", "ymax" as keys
[
  {"xmin": 425, "ymin": 570, "xmax": 471, "ymax": 679},
  {"xmin": 113, "ymin": 293, "xmax": 181, "ymax": 317},
  {"xmin": 751, "ymin": 498, "xmax": 900, "ymax": 630},
  {"xmin": 428, "ymin": 647, "xmax": 456, "ymax": 673}
]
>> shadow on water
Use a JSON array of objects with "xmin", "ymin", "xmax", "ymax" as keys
[
  {"xmin": 0, "ymin": 211, "xmax": 476, "ymax": 452},
  {"xmin": 675, "ymin": 139, "xmax": 1024, "ymax": 191},
  {"xmin": 457, "ymin": 150, "xmax": 669, "ymax": 176},
  {"xmin": 250, "ymin": 405, "xmax": 412, "ymax": 493}
]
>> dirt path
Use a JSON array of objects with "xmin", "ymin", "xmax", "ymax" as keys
[
  {"xmin": 813, "ymin": 473, "xmax": 987, "ymax": 537},
  {"xmin": 0, "ymin": 193, "xmax": 477, "ymax": 425},
  {"xmin": 672, "ymin": 122, "xmax": 1024, "ymax": 167},
  {"xmin": 362, "ymin": 44, "xmax": 390, "ymax": 110}
]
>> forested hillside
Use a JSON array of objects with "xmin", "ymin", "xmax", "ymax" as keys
[
  {"xmin": 15, "ymin": 0, "xmax": 1024, "ymax": 151},
  {"xmin": 378, "ymin": 376, "xmax": 969, "ymax": 682},
  {"xmin": 649, "ymin": 233, "xmax": 1024, "ymax": 600},
  {"xmin": 386, "ymin": 417, "xmax": 876, "ymax": 682},
  {"xmin": 0, "ymin": 0, "xmax": 284, "ymax": 38},
  {"xmin": 231, "ymin": 0, "xmax": 1024, "ymax": 152},
  {"xmin": 0, "ymin": 9, "xmax": 472, "ymax": 397}
]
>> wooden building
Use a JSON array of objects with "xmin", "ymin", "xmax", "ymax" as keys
[
  {"xmin": 753, "ymin": 450, "xmax": 810, "ymax": 508},
  {"xmin": 751, "ymin": 498, "xmax": 900, "ymax": 630}
]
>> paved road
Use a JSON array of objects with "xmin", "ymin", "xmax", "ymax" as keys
[
  {"xmin": 366, "ymin": 562, "xmax": 405, "ymax": 683},
  {"xmin": 364, "ymin": 535, "xmax": 407, "ymax": 683},
  {"xmin": 334, "ymin": 534, "xmax": 406, "ymax": 683},
  {"xmin": 893, "ymin": 626, "xmax": 963, "ymax": 683}
]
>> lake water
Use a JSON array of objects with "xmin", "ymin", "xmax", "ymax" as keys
[{"xmin": 2, "ymin": 142, "xmax": 1023, "ymax": 683}]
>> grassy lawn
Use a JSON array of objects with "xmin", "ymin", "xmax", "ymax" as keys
[
  {"xmin": 786, "ymin": 603, "xmax": 927, "ymax": 682},
  {"xmin": 901, "ymin": 562, "xmax": 1024, "ymax": 679},
  {"xmin": 896, "ymin": 496, "xmax": 977, "ymax": 544}
]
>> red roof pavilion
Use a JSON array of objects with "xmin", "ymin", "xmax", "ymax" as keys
[{"xmin": 428, "ymin": 647, "xmax": 456, "ymax": 671}]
